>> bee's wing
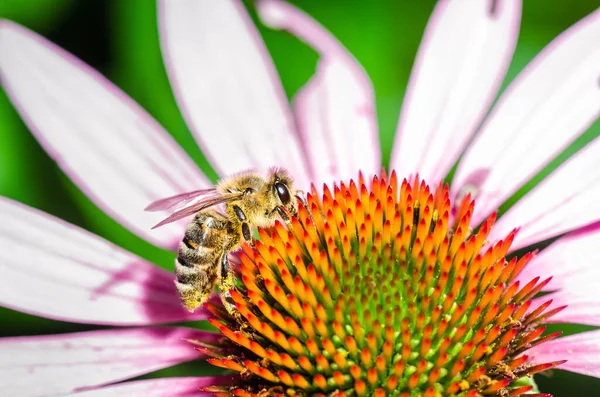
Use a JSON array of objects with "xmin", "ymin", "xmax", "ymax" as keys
[
  {"xmin": 150, "ymin": 190, "xmax": 244, "ymax": 229},
  {"xmin": 145, "ymin": 188, "xmax": 217, "ymax": 212}
]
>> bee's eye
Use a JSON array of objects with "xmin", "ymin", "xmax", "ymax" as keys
[{"xmin": 274, "ymin": 182, "xmax": 291, "ymax": 205}]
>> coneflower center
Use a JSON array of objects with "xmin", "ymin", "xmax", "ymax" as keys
[{"xmin": 202, "ymin": 172, "xmax": 563, "ymax": 397}]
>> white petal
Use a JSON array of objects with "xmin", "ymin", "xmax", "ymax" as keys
[
  {"xmin": 258, "ymin": 0, "xmax": 380, "ymax": 186},
  {"xmin": 490, "ymin": 137, "xmax": 600, "ymax": 250},
  {"xmin": 390, "ymin": 0, "xmax": 521, "ymax": 183},
  {"xmin": 0, "ymin": 198, "xmax": 207, "ymax": 325},
  {"xmin": 158, "ymin": 0, "xmax": 310, "ymax": 188},
  {"xmin": 0, "ymin": 327, "xmax": 218, "ymax": 397},
  {"xmin": 0, "ymin": 20, "xmax": 210, "ymax": 250},
  {"xmin": 453, "ymin": 8, "xmax": 600, "ymax": 225}
]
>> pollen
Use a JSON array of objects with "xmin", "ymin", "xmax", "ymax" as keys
[{"xmin": 203, "ymin": 172, "xmax": 564, "ymax": 396}]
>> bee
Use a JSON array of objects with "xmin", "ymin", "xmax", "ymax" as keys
[{"xmin": 146, "ymin": 169, "xmax": 299, "ymax": 313}]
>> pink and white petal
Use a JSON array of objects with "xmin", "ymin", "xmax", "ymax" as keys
[
  {"xmin": 489, "ymin": 137, "xmax": 600, "ymax": 251},
  {"xmin": 527, "ymin": 288, "xmax": 600, "ymax": 326},
  {"xmin": 0, "ymin": 20, "xmax": 209, "ymax": 251},
  {"xmin": 258, "ymin": 0, "xmax": 380, "ymax": 187},
  {"xmin": 68, "ymin": 376, "xmax": 235, "ymax": 397},
  {"xmin": 0, "ymin": 198, "xmax": 207, "ymax": 325},
  {"xmin": 452, "ymin": 8, "xmax": 600, "ymax": 225},
  {"xmin": 0, "ymin": 327, "xmax": 218, "ymax": 397},
  {"xmin": 158, "ymin": 0, "xmax": 310, "ymax": 188},
  {"xmin": 528, "ymin": 330, "xmax": 600, "ymax": 378},
  {"xmin": 515, "ymin": 224, "xmax": 600, "ymax": 292},
  {"xmin": 536, "ymin": 288, "xmax": 600, "ymax": 327},
  {"xmin": 390, "ymin": 0, "xmax": 521, "ymax": 184}
]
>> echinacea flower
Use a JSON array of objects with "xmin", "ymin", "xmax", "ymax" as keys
[
  {"xmin": 1, "ymin": 0, "xmax": 600, "ymax": 396},
  {"xmin": 201, "ymin": 172, "xmax": 570, "ymax": 396}
]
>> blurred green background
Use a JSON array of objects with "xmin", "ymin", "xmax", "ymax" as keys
[{"xmin": 1, "ymin": 0, "xmax": 599, "ymax": 395}]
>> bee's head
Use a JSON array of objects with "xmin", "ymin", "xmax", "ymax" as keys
[{"xmin": 268, "ymin": 168, "xmax": 298, "ymax": 216}]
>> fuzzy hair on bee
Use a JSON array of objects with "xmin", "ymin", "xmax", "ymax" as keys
[
  {"xmin": 218, "ymin": 168, "xmax": 298, "ymax": 233},
  {"xmin": 147, "ymin": 168, "xmax": 300, "ymax": 313}
]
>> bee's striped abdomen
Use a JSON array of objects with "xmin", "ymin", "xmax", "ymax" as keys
[{"xmin": 175, "ymin": 211, "xmax": 234, "ymax": 312}]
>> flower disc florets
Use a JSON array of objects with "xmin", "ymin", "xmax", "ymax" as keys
[{"xmin": 202, "ymin": 172, "xmax": 564, "ymax": 397}]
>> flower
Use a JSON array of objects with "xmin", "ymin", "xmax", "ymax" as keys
[
  {"xmin": 202, "ymin": 174, "xmax": 567, "ymax": 396},
  {"xmin": 0, "ymin": 0, "xmax": 599, "ymax": 396}
]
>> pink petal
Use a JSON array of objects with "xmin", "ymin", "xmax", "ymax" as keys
[
  {"xmin": 390, "ymin": 0, "xmax": 521, "ymax": 184},
  {"xmin": 452, "ymin": 8, "xmax": 600, "ymax": 225},
  {"xmin": 0, "ymin": 327, "xmax": 218, "ymax": 397},
  {"xmin": 517, "ymin": 228, "xmax": 600, "ymax": 327},
  {"xmin": 158, "ymin": 0, "xmax": 310, "ymax": 188},
  {"xmin": 516, "ymin": 224, "xmax": 600, "ymax": 292},
  {"xmin": 536, "ymin": 289, "xmax": 600, "ymax": 327},
  {"xmin": 258, "ymin": 0, "xmax": 380, "ymax": 186},
  {"xmin": 68, "ymin": 377, "xmax": 235, "ymax": 397},
  {"xmin": 489, "ymin": 137, "xmax": 600, "ymax": 251},
  {"xmin": 528, "ymin": 330, "xmax": 600, "ymax": 378},
  {"xmin": 0, "ymin": 198, "xmax": 207, "ymax": 325},
  {"xmin": 0, "ymin": 20, "xmax": 210, "ymax": 251}
]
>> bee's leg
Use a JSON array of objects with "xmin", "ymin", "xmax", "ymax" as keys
[
  {"xmin": 233, "ymin": 204, "xmax": 254, "ymax": 246},
  {"xmin": 275, "ymin": 206, "xmax": 291, "ymax": 223},
  {"xmin": 295, "ymin": 190, "xmax": 308, "ymax": 210},
  {"xmin": 295, "ymin": 190, "xmax": 316, "ymax": 225},
  {"xmin": 219, "ymin": 252, "xmax": 238, "ymax": 315},
  {"xmin": 241, "ymin": 222, "xmax": 255, "ymax": 246}
]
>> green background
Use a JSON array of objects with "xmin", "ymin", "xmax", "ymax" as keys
[{"xmin": 1, "ymin": 1, "xmax": 599, "ymax": 395}]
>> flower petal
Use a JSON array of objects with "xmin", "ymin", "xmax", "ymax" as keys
[
  {"xmin": 452, "ymin": 8, "xmax": 600, "ymax": 225},
  {"xmin": 0, "ymin": 20, "xmax": 209, "ymax": 250},
  {"xmin": 0, "ymin": 197, "xmax": 207, "ymax": 325},
  {"xmin": 528, "ymin": 330, "xmax": 600, "ymax": 378},
  {"xmin": 158, "ymin": 0, "xmax": 309, "ymax": 188},
  {"xmin": 67, "ymin": 377, "xmax": 235, "ymax": 397},
  {"xmin": 516, "ymin": 224, "xmax": 600, "ymax": 292},
  {"xmin": 539, "ymin": 290, "xmax": 600, "ymax": 327},
  {"xmin": 390, "ymin": 0, "xmax": 521, "ymax": 183},
  {"xmin": 258, "ymin": 0, "xmax": 380, "ymax": 186},
  {"xmin": 489, "ymin": 137, "xmax": 600, "ymax": 251},
  {"xmin": 0, "ymin": 327, "xmax": 217, "ymax": 397}
]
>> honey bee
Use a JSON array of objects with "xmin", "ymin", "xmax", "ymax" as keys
[{"xmin": 146, "ymin": 169, "xmax": 299, "ymax": 313}]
